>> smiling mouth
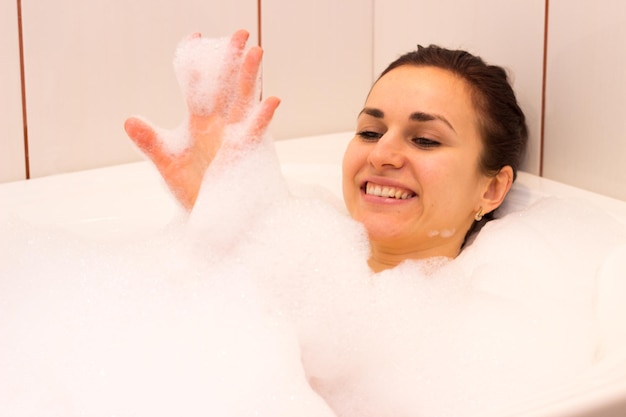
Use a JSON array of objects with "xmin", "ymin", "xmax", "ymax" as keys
[{"xmin": 364, "ymin": 182, "xmax": 416, "ymax": 200}]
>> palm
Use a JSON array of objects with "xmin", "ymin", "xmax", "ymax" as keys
[{"xmin": 124, "ymin": 30, "xmax": 280, "ymax": 210}]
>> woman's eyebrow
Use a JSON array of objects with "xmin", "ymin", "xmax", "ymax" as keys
[
  {"xmin": 409, "ymin": 111, "xmax": 456, "ymax": 132},
  {"xmin": 360, "ymin": 107, "xmax": 455, "ymax": 133},
  {"xmin": 359, "ymin": 107, "xmax": 385, "ymax": 118}
]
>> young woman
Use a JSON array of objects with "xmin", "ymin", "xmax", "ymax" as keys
[
  {"xmin": 4, "ymin": 29, "xmax": 619, "ymax": 417},
  {"xmin": 124, "ymin": 29, "xmax": 527, "ymax": 272}
]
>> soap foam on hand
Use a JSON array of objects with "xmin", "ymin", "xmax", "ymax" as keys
[
  {"xmin": 173, "ymin": 34, "xmax": 233, "ymax": 117},
  {"xmin": 127, "ymin": 35, "xmax": 235, "ymax": 157},
  {"xmin": 149, "ymin": 33, "xmax": 244, "ymax": 156}
]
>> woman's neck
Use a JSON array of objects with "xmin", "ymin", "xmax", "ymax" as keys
[{"xmin": 368, "ymin": 240, "xmax": 461, "ymax": 272}]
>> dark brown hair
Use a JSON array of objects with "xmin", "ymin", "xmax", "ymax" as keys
[{"xmin": 379, "ymin": 45, "xmax": 528, "ymax": 181}]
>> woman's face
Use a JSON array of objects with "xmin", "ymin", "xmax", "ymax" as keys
[{"xmin": 342, "ymin": 65, "xmax": 494, "ymax": 270}]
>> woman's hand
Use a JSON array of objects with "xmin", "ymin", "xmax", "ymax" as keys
[{"xmin": 124, "ymin": 30, "xmax": 280, "ymax": 210}]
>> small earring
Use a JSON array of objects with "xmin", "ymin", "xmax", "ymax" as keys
[{"xmin": 474, "ymin": 207, "xmax": 484, "ymax": 222}]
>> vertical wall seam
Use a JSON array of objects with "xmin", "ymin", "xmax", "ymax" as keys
[
  {"xmin": 257, "ymin": 0, "xmax": 262, "ymax": 47},
  {"xmin": 371, "ymin": 0, "xmax": 376, "ymax": 84},
  {"xmin": 16, "ymin": 0, "xmax": 30, "ymax": 179},
  {"xmin": 539, "ymin": 0, "xmax": 550, "ymax": 177},
  {"xmin": 257, "ymin": 0, "xmax": 263, "ymax": 100}
]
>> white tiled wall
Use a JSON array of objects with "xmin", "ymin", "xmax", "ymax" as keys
[
  {"xmin": 0, "ymin": 0, "xmax": 25, "ymax": 182},
  {"xmin": 543, "ymin": 0, "xmax": 626, "ymax": 201},
  {"xmin": 261, "ymin": 0, "xmax": 374, "ymax": 140},
  {"xmin": 373, "ymin": 0, "xmax": 546, "ymax": 175},
  {"xmin": 21, "ymin": 0, "xmax": 257, "ymax": 178},
  {"xmin": 4, "ymin": 1, "xmax": 626, "ymax": 201}
]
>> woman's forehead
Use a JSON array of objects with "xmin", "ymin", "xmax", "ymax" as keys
[
  {"xmin": 366, "ymin": 66, "xmax": 477, "ymax": 128},
  {"xmin": 371, "ymin": 65, "xmax": 469, "ymax": 98}
]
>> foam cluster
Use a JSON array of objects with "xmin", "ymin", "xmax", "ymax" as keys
[
  {"xmin": 148, "ymin": 35, "xmax": 236, "ymax": 156},
  {"xmin": 145, "ymin": 33, "xmax": 264, "ymax": 156},
  {"xmin": 0, "ymin": 218, "xmax": 336, "ymax": 417},
  {"xmin": 173, "ymin": 34, "xmax": 233, "ymax": 117}
]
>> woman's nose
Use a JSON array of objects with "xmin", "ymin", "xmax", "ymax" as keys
[{"xmin": 367, "ymin": 133, "xmax": 405, "ymax": 170}]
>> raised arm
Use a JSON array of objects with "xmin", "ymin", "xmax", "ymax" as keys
[{"xmin": 124, "ymin": 30, "xmax": 280, "ymax": 210}]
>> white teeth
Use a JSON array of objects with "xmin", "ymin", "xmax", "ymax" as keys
[{"xmin": 365, "ymin": 182, "xmax": 414, "ymax": 200}]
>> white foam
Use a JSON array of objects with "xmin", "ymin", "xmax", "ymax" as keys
[
  {"xmin": 173, "ymin": 35, "xmax": 233, "ymax": 117},
  {"xmin": 427, "ymin": 228, "xmax": 456, "ymax": 238},
  {"xmin": 0, "ymin": 219, "xmax": 335, "ymax": 417},
  {"xmin": 154, "ymin": 34, "xmax": 262, "ymax": 156},
  {"xmin": 3, "ymin": 33, "xmax": 626, "ymax": 417},
  {"xmin": 282, "ymin": 196, "xmax": 626, "ymax": 417},
  {"xmin": 3, "ymin": 150, "xmax": 626, "ymax": 417}
]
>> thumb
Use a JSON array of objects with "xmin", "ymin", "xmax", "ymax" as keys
[{"xmin": 124, "ymin": 117, "xmax": 171, "ymax": 167}]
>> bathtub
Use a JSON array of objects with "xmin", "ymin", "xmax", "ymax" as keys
[{"xmin": 1, "ymin": 131, "xmax": 625, "ymax": 417}]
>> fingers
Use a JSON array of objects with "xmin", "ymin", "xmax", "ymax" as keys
[
  {"xmin": 175, "ymin": 30, "xmax": 250, "ymax": 117},
  {"xmin": 228, "ymin": 46, "xmax": 264, "ymax": 124},
  {"xmin": 212, "ymin": 30, "xmax": 250, "ymax": 116},
  {"xmin": 124, "ymin": 117, "xmax": 171, "ymax": 168},
  {"xmin": 247, "ymin": 96, "xmax": 281, "ymax": 140},
  {"xmin": 229, "ymin": 29, "xmax": 250, "ymax": 49},
  {"xmin": 178, "ymin": 30, "xmax": 263, "ymax": 123}
]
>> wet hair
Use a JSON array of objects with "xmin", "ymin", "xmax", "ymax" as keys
[{"xmin": 379, "ymin": 45, "xmax": 528, "ymax": 182}]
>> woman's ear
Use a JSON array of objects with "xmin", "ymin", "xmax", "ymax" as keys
[{"xmin": 481, "ymin": 166, "xmax": 514, "ymax": 214}]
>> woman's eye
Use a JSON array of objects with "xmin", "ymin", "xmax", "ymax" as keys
[
  {"xmin": 357, "ymin": 130, "xmax": 383, "ymax": 141},
  {"xmin": 412, "ymin": 137, "xmax": 440, "ymax": 148}
]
